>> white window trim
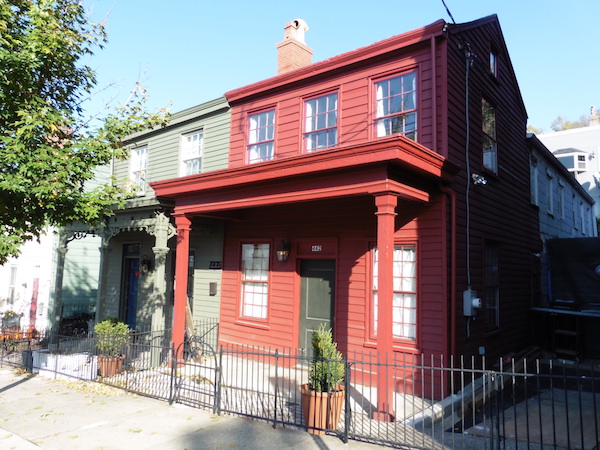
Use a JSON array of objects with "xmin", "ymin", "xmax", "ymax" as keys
[
  {"xmin": 180, "ymin": 130, "xmax": 204, "ymax": 176},
  {"xmin": 129, "ymin": 146, "xmax": 148, "ymax": 195}
]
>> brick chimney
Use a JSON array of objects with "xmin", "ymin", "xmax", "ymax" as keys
[{"xmin": 276, "ymin": 19, "xmax": 313, "ymax": 74}]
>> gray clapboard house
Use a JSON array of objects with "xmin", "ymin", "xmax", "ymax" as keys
[{"xmin": 52, "ymin": 97, "xmax": 230, "ymax": 334}]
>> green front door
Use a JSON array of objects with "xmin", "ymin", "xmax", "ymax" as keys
[{"xmin": 299, "ymin": 259, "xmax": 336, "ymax": 350}]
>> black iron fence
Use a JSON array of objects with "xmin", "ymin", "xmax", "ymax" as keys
[{"xmin": 2, "ymin": 330, "xmax": 599, "ymax": 449}]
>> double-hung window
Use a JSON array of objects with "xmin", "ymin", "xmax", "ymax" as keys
[
  {"xmin": 130, "ymin": 146, "xmax": 148, "ymax": 193},
  {"xmin": 375, "ymin": 72, "xmax": 417, "ymax": 140},
  {"xmin": 304, "ymin": 92, "xmax": 338, "ymax": 152},
  {"xmin": 482, "ymin": 99, "xmax": 498, "ymax": 174},
  {"xmin": 180, "ymin": 130, "xmax": 203, "ymax": 176},
  {"xmin": 484, "ymin": 242, "xmax": 499, "ymax": 330},
  {"xmin": 240, "ymin": 243, "xmax": 270, "ymax": 319},
  {"xmin": 247, "ymin": 110, "xmax": 275, "ymax": 163},
  {"xmin": 372, "ymin": 245, "xmax": 417, "ymax": 341}
]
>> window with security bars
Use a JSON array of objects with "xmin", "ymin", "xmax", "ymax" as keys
[
  {"xmin": 304, "ymin": 92, "xmax": 338, "ymax": 152},
  {"xmin": 375, "ymin": 72, "xmax": 417, "ymax": 140},
  {"xmin": 240, "ymin": 243, "xmax": 270, "ymax": 319},
  {"xmin": 372, "ymin": 245, "xmax": 417, "ymax": 340},
  {"xmin": 180, "ymin": 130, "xmax": 203, "ymax": 176},
  {"xmin": 247, "ymin": 110, "xmax": 275, "ymax": 163}
]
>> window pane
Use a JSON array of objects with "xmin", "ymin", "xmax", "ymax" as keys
[
  {"xmin": 241, "ymin": 243, "xmax": 270, "ymax": 319},
  {"xmin": 304, "ymin": 93, "xmax": 338, "ymax": 152},
  {"xmin": 375, "ymin": 72, "xmax": 417, "ymax": 140},
  {"xmin": 248, "ymin": 110, "xmax": 275, "ymax": 163}
]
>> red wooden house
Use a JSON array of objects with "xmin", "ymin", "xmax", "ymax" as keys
[{"xmin": 152, "ymin": 15, "xmax": 540, "ymax": 412}]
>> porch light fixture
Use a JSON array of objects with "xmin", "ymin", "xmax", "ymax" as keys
[
  {"xmin": 471, "ymin": 173, "xmax": 487, "ymax": 186},
  {"xmin": 276, "ymin": 240, "xmax": 291, "ymax": 262},
  {"xmin": 140, "ymin": 256, "xmax": 151, "ymax": 274}
]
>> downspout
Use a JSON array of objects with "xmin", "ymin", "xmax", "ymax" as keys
[
  {"xmin": 439, "ymin": 186, "xmax": 457, "ymax": 357},
  {"xmin": 430, "ymin": 36, "xmax": 437, "ymax": 153}
]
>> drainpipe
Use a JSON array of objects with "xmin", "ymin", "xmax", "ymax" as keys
[{"xmin": 439, "ymin": 186, "xmax": 457, "ymax": 358}]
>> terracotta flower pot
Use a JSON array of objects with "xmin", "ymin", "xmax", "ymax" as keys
[
  {"xmin": 299, "ymin": 383, "xmax": 345, "ymax": 435},
  {"xmin": 97, "ymin": 354, "xmax": 125, "ymax": 377}
]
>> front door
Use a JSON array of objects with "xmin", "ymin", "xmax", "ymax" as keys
[
  {"xmin": 299, "ymin": 259, "xmax": 335, "ymax": 350},
  {"xmin": 122, "ymin": 257, "xmax": 140, "ymax": 330}
]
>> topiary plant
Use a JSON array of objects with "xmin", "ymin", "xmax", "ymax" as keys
[
  {"xmin": 309, "ymin": 323, "xmax": 345, "ymax": 392},
  {"xmin": 94, "ymin": 318, "xmax": 130, "ymax": 357}
]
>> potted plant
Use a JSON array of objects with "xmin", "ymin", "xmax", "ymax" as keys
[
  {"xmin": 94, "ymin": 318, "xmax": 130, "ymax": 377},
  {"xmin": 300, "ymin": 323, "xmax": 346, "ymax": 435}
]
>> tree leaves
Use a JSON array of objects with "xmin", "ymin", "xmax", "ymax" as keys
[{"xmin": 0, "ymin": 0, "xmax": 169, "ymax": 264}]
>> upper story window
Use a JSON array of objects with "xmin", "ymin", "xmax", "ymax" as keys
[
  {"xmin": 482, "ymin": 99, "xmax": 497, "ymax": 174},
  {"xmin": 375, "ymin": 72, "xmax": 417, "ymax": 140},
  {"xmin": 304, "ymin": 92, "xmax": 338, "ymax": 152},
  {"xmin": 489, "ymin": 51, "xmax": 498, "ymax": 78},
  {"xmin": 247, "ymin": 109, "xmax": 275, "ymax": 164},
  {"xmin": 556, "ymin": 151, "xmax": 588, "ymax": 174},
  {"xmin": 130, "ymin": 146, "xmax": 148, "ymax": 194},
  {"xmin": 546, "ymin": 169, "xmax": 554, "ymax": 215},
  {"xmin": 180, "ymin": 130, "xmax": 203, "ymax": 176}
]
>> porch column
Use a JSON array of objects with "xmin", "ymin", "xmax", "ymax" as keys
[
  {"xmin": 151, "ymin": 211, "xmax": 175, "ymax": 337},
  {"xmin": 173, "ymin": 214, "xmax": 191, "ymax": 358},
  {"xmin": 373, "ymin": 193, "xmax": 398, "ymax": 422},
  {"xmin": 51, "ymin": 232, "xmax": 69, "ymax": 335}
]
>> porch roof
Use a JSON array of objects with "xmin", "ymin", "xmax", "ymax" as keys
[{"xmin": 151, "ymin": 135, "xmax": 457, "ymax": 217}]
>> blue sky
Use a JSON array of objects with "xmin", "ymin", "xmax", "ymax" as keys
[{"xmin": 85, "ymin": 0, "xmax": 600, "ymax": 133}]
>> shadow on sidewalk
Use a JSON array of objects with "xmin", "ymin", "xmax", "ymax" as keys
[{"xmin": 0, "ymin": 372, "xmax": 36, "ymax": 394}]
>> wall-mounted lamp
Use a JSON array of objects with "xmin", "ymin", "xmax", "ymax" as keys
[
  {"xmin": 140, "ymin": 255, "xmax": 152, "ymax": 274},
  {"xmin": 471, "ymin": 173, "xmax": 488, "ymax": 186},
  {"xmin": 276, "ymin": 240, "xmax": 291, "ymax": 262}
]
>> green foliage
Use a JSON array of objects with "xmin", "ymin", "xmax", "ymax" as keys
[
  {"xmin": 94, "ymin": 318, "xmax": 130, "ymax": 357},
  {"xmin": 0, "ymin": 0, "xmax": 169, "ymax": 264},
  {"xmin": 550, "ymin": 115, "xmax": 589, "ymax": 132},
  {"xmin": 309, "ymin": 324, "xmax": 345, "ymax": 392}
]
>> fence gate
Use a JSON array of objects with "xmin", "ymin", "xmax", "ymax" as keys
[{"xmin": 170, "ymin": 335, "xmax": 220, "ymax": 411}]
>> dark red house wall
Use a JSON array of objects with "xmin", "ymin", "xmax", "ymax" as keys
[
  {"xmin": 227, "ymin": 42, "xmax": 436, "ymax": 168},
  {"xmin": 218, "ymin": 195, "xmax": 448, "ymax": 358}
]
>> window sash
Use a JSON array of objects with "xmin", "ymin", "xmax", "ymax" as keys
[
  {"xmin": 375, "ymin": 72, "xmax": 417, "ymax": 140},
  {"xmin": 241, "ymin": 243, "xmax": 270, "ymax": 319},
  {"xmin": 372, "ymin": 245, "xmax": 417, "ymax": 340},
  {"xmin": 482, "ymin": 100, "xmax": 497, "ymax": 173},
  {"xmin": 181, "ymin": 131, "xmax": 203, "ymax": 176},
  {"xmin": 130, "ymin": 146, "xmax": 148, "ymax": 191},
  {"xmin": 304, "ymin": 93, "xmax": 338, "ymax": 151},
  {"xmin": 248, "ymin": 110, "xmax": 275, "ymax": 163}
]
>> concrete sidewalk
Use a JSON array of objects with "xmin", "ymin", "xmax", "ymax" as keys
[{"xmin": 0, "ymin": 367, "xmax": 382, "ymax": 450}]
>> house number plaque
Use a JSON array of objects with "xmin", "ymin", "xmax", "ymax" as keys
[{"xmin": 312, "ymin": 245, "xmax": 322, "ymax": 252}]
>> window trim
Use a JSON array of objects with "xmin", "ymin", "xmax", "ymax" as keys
[
  {"xmin": 482, "ymin": 98, "xmax": 498, "ymax": 174},
  {"xmin": 246, "ymin": 109, "xmax": 275, "ymax": 164},
  {"xmin": 484, "ymin": 241, "xmax": 500, "ymax": 333},
  {"xmin": 238, "ymin": 241, "xmax": 271, "ymax": 324},
  {"xmin": 368, "ymin": 242, "xmax": 419, "ymax": 350},
  {"xmin": 179, "ymin": 129, "xmax": 204, "ymax": 176},
  {"xmin": 373, "ymin": 70, "xmax": 418, "ymax": 141},
  {"xmin": 303, "ymin": 91, "xmax": 339, "ymax": 152},
  {"xmin": 129, "ymin": 145, "xmax": 148, "ymax": 195}
]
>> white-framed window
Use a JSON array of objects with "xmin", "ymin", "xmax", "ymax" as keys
[
  {"xmin": 482, "ymin": 99, "xmax": 497, "ymax": 174},
  {"xmin": 240, "ymin": 243, "xmax": 270, "ymax": 319},
  {"xmin": 304, "ymin": 92, "xmax": 338, "ymax": 152},
  {"xmin": 247, "ymin": 110, "xmax": 275, "ymax": 163},
  {"xmin": 558, "ymin": 180, "xmax": 565, "ymax": 218},
  {"xmin": 489, "ymin": 51, "xmax": 498, "ymax": 78},
  {"xmin": 372, "ymin": 244, "xmax": 417, "ymax": 341},
  {"xmin": 484, "ymin": 242, "xmax": 500, "ymax": 330},
  {"xmin": 556, "ymin": 152, "xmax": 588, "ymax": 174},
  {"xmin": 8, "ymin": 265, "xmax": 17, "ymax": 303},
  {"xmin": 546, "ymin": 170, "xmax": 554, "ymax": 215},
  {"xmin": 530, "ymin": 155, "xmax": 538, "ymax": 206},
  {"xmin": 129, "ymin": 146, "xmax": 148, "ymax": 194},
  {"xmin": 180, "ymin": 130, "xmax": 203, "ymax": 176},
  {"xmin": 375, "ymin": 72, "xmax": 417, "ymax": 140}
]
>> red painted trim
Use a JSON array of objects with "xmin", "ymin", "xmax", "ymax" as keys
[{"xmin": 225, "ymin": 20, "xmax": 446, "ymax": 104}]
